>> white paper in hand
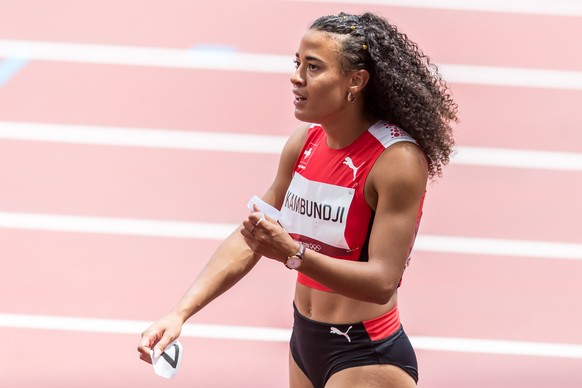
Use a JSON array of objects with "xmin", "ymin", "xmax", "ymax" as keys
[
  {"xmin": 151, "ymin": 340, "xmax": 183, "ymax": 379},
  {"xmin": 247, "ymin": 195, "xmax": 281, "ymax": 221}
]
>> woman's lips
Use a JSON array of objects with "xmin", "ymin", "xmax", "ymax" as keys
[{"xmin": 293, "ymin": 93, "xmax": 307, "ymax": 106}]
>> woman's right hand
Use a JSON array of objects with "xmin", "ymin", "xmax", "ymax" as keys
[{"xmin": 137, "ymin": 313, "xmax": 184, "ymax": 364}]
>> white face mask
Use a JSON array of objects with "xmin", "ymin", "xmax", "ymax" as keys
[{"xmin": 151, "ymin": 340, "xmax": 183, "ymax": 379}]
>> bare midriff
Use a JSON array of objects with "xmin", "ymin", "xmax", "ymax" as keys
[{"xmin": 293, "ymin": 282, "xmax": 398, "ymax": 324}]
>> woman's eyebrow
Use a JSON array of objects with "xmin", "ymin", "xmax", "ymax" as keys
[{"xmin": 295, "ymin": 53, "xmax": 324, "ymax": 62}]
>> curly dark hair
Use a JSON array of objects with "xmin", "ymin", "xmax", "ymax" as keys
[{"xmin": 310, "ymin": 12, "xmax": 458, "ymax": 178}]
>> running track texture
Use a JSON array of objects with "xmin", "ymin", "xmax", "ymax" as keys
[{"xmin": 0, "ymin": 1, "xmax": 581, "ymax": 387}]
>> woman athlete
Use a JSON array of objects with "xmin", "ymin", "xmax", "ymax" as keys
[{"xmin": 138, "ymin": 12, "xmax": 457, "ymax": 387}]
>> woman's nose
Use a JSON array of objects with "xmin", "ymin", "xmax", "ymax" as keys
[{"xmin": 290, "ymin": 67, "xmax": 304, "ymax": 85}]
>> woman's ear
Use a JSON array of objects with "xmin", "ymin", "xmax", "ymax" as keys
[{"xmin": 349, "ymin": 69, "xmax": 370, "ymax": 95}]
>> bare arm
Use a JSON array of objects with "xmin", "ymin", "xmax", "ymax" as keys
[
  {"xmin": 156, "ymin": 124, "xmax": 309, "ymax": 323},
  {"xmin": 137, "ymin": 124, "xmax": 308, "ymax": 362},
  {"xmin": 243, "ymin": 141, "xmax": 428, "ymax": 304}
]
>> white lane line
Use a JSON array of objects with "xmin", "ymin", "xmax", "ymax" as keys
[
  {"xmin": 415, "ymin": 235, "xmax": 582, "ymax": 261},
  {"xmin": 1, "ymin": 40, "xmax": 582, "ymax": 90},
  {"xmin": 411, "ymin": 336, "xmax": 582, "ymax": 359},
  {"xmin": 0, "ymin": 212, "xmax": 238, "ymax": 240},
  {"xmin": 286, "ymin": 0, "xmax": 582, "ymax": 17},
  {"xmin": 0, "ymin": 121, "xmax": 286, "ymax": 154},
  {"xmin": 0, "ymin": 39, "xmax": 291, "ymax": 73},
  {"xmin": 2, "ymin": 212, "xmax": 582, "ymax": 260},
  {"xmin": 1, "ymin": 121, "xmax": 582, "ymax": 172},
  {"xmin": 439, "ymin": 64, "xmax": 582, "ymax": 91},
  {"xmin": 1, "ymin": 313, "xmax": 581, "ymax": 358},
  {"xmin": 0, "ymin": 313, "xmax": 289, "ymax": 342},
  {"xmin": 453, "ymin": 146, "xmax": 582, "ymax": 171}
]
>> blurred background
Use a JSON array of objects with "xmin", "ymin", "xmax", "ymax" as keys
[{"xmin": 1, "ymin": 0, "xmax": 581, "ymax": 387}]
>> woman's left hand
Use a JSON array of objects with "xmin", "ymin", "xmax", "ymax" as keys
[{"xmin": 240, "ymin": 211, "xmax": 298, "ymax": 263}]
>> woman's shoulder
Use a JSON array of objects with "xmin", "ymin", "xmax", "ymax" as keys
[
  {"xmin": 371, "ymin": 138, "xmax": 428, "ymax": 191},
  {"xmin": 287, "ymin": 123, "xmax": 311, "ymax": 148},
  {"xmin": 277, "ymin": 123, "xmax": 312, "ymax": 168},
  {"xmin": 368, "ymin": 121, "xmax": 417, "ymax": 149}
]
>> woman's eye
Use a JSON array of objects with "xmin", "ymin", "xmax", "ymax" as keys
[{"xmin": 292, "ymin": 61, "xmax": 318, "ymax": 71}]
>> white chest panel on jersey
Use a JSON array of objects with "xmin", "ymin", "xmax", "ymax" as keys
[{"xmin": 279, "ymin": 172, "xmax": 355, "ymax": 250}]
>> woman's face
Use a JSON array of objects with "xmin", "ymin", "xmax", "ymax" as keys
[{"xmin": 291, "ymin": 29, "xmax": 352, "ymax": 124}]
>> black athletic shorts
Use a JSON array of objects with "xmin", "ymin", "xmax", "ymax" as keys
[{"xmin": 290, "ymin": 304, "xmax": 418, "ymax": 387}]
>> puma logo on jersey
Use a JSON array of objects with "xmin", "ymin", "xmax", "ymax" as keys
[
  {"xmin": 330, "ymin": 326, "xmax": 353, "ymax": 342},
  {"xmin": 343, "ymin": 157, "xmax": 364, "ymax": 181},
  {"xmin": 303, "ymin": 148, "xmax": 313, "ymax": 159}
]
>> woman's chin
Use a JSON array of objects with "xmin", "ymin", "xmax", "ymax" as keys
[{"xmin": 294, "ymin": 110, "xmax": 314, "ymax": 123}]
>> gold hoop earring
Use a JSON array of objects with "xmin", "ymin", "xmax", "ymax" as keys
[{"xmin": 347, "ymin": 91, "xmax": 356, "ymax": 103}]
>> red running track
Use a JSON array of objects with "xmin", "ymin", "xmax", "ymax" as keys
[{"xmin": 1, "ymin": 1, "xmax": 581, "ymax": 387}]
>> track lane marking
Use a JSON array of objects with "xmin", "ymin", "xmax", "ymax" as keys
[
  {"xmin": 286, "ymin": 0, "xmax": 582, "ymax": 17},
  {"xmin": 1, "ymin": 121, "xmax": 581, "ymax": 171},
  {"xmin": 1, "ymin": 313, "xmax": 581, "ymax": 358},
  {"xmin": 1, "ymin": 40, "xmax": 581, "ymax": 90},
  {"xmin": 1, "ymin": 212, "xmax": 582, "ymax": 260}
]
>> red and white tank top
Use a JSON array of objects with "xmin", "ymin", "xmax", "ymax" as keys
[{"xmin": 279, "ymin": 121, "xmax": 422, "ymax": 292}]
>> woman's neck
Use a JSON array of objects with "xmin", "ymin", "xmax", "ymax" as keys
[{"xmin": 321, "ymin": 115, "xmax": 377, "ymax": 149}]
